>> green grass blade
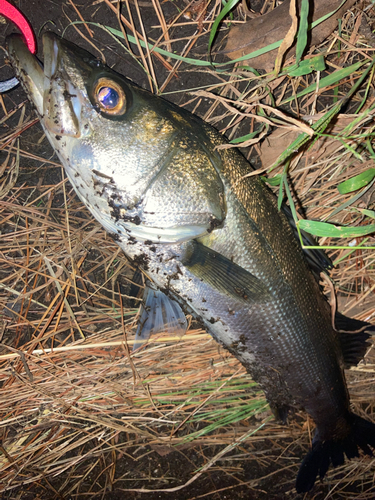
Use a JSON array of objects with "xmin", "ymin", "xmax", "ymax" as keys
[
  {"xmin": 268, "ymin": 104, "xmax": 340, "ymax": 172},
  {"xmin": 281, "ymin": 60, "xmax": 366, "ymax": 104},
  {"xmin": 326, "ymin": 177, "xmax": 375, "ymax": 221},
  {"xmin": 298, "ymin": 220, "xmax": 375, "ymax": 238},
  {"xmin": 277, "ymin": 176, "xmax": 285, "ymax": 210},
  {"xmin": 355, "ymin": 64, "xmax": 375, "ymax": 113},
  {"xmin": 309, "ymin": 0, "xmax": 347, "ymax": 30},
  {"xmin": 337, "ymin": 168, "xmax": 375, "ymax": 194},
  {"xmin": 332, "ymin": 238, "xmax": 369, "ymax": 265},
  {"xmin": 261, "ymin": 174, "xmax": 282, "ymax": 186},
  {"xmin": 367, "ymin": 137, "xmax": 375, "ymax": 157},
  {"xmin": 229, "ymin": 128, "xmax": 262, "ymax": 144},
  {"xmin": 184, "ymin": 400, "xmax": 268, "ymax": 442},
  {"xmin": 104, "ymin": 25, "xmax": 212, "ymax": 66},
  {"xmin": 295, "ymin": 0, "xmax": 309, "ymax": 64},
  {"xmin": 67, "ymin": 10, "xmax": 350, "ymax": 69},
  {"xmin": 357, "ymin": 208, "xmax": 375, "ymax": 219},
  {"xmin": 229, "ymin": 0, "xmax": 349, "ymax": 66},
  {"xmin": 208, "ymin": 0, "xmax": 241, "ymax": 56},
  {"xmin": 102, "ymin": 23, "xmax": 281, "ymax": 68},
  {"xmin": 271, "ymin": 57, "xmax": 375, "ymax": 171},
  {"xmin": 288, "ymin": 55, "xmax": 325, "ymax": 77}
]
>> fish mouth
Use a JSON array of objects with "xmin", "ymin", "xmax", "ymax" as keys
[
  {"xmin": 6, "ymin": 32, "xmax": 91, "ymax": 137},
  {"xmin": 6, "ymin": 33, "xmax": 45, "ymax": 115}
]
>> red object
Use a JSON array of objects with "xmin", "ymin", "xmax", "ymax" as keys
[{"xmin": 0, "ymin": 0, "xmax": 36, "ymax": 53}]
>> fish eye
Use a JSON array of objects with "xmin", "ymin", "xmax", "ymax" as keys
[{"xmin": 93, "ymin": 78, "xmax": 126, "ymax": 116}]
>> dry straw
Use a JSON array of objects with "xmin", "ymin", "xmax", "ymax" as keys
[{"xmin": 1, "ymin": 0, "xmax": 375, "ymax": 497}]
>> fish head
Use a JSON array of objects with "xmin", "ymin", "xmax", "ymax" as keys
[
  {"xmin": 6, "ymin": 32, "xmax": 226, "ymax": 244},
  {"xmin": 7, "ymin": 32, "xmax": 104, "ymax": 138}
]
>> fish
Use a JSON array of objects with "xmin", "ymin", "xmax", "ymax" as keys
[{"xmin": 6, "ymin": 31, "xmax": 375, "ymax": 492}]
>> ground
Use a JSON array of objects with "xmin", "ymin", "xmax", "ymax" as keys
[{"xmin": 1, "ymin": 0, "xmax": 375, "ymax": 499}]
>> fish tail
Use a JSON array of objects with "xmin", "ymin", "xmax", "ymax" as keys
[{"xmin": 296, "ymin": 413, "xmax": 375, "ymax": 493}]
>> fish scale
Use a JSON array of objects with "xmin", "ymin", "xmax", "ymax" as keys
[{"xmin": 6, "ymin": 31, "xmax": 375, "ymax": 493}]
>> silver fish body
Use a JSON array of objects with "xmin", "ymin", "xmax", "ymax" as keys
[{"xmin": 6, "ymin": 32, "xmax": 375, "ymax": 492}]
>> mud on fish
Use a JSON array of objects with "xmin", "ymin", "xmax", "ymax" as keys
[{"xmin": 5, "ymin": 31, "xmax": 375, "ymax": 492}]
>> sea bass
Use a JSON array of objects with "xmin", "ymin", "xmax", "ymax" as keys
[{"xmin": 6, "ymin": 32, "xmax": 375, "ymax": 492}]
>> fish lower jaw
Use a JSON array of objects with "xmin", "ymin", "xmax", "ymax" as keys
[
  {"xmin": 79, "ymin": 201, "xmax": 210, "ymax": 245},
  {"xmin": 89, "ymin": 211, "xmax": 210, "ymax": 245},
  {"xmin": 118, "ymin": 222, "xmax": 209, "ymax": 245}
]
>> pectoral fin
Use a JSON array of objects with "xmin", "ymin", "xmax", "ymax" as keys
[
  {"xmin": 133, "ymin": 282, "xmax": 187, "ymax": 351},
  {"xmin": 183, "ymin": 241, "xmax": 270, "ymax": 303}
]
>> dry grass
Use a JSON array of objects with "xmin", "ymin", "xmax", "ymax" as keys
[{"xmin": 1, "ymin": 0, "xmax": 375, "ymax": 498}]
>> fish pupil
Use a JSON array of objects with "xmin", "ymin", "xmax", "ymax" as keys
[{"xmin": 97, "ymin": 86, "xmax": 119, "ymax": 109}]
